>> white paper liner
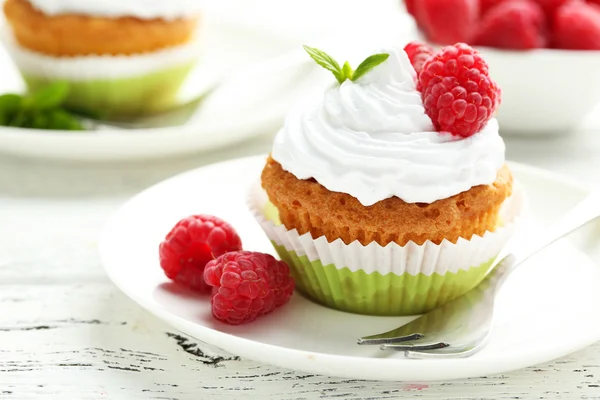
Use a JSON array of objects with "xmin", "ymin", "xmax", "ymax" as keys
[
  {"xmin": 1, "ymin": 28, "xmax": 201, "ymax": 80},
  {"xmin": 248, "ymin": 180, "xmax": 524, "ymax": 276}
]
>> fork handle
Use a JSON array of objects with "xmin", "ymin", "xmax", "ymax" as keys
[
  {"xmin": 514, "ymin": 190, "xmax": 600, "ymax": 264},
  {"xmin": 487, "ymin": 190, "xmax": 600, "ymax": 294}
]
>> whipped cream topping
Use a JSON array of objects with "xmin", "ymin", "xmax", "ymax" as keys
[
  {"xmin": 27, "ymin": 0, "xmax": 201, "ymax": 20},
  {"xmin": 271, "ymin": 47, "xmax": 505, "ymax": 206}
]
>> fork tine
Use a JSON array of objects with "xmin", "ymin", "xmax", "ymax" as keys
[
  {"xmin": 381, "ymin": 342, "xmax": 450, "ymax": 351},
  {"xmin": 357, "ymin": 332, "xmax": 424, "ymax": 346},
  {"xmin": 356, "ymin": 256, "xmax": 518, "ymax": 356},
  {"xmin": 403, "ymin": 346, "xmax": 478, "ymax": 359}
]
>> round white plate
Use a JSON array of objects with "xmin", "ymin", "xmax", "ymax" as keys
[
  {"xmin": 100, "ymin": 155, "xmax": 600, "ymax": 381},
  {"xmin": 0, "ymin": 3, "xmax": 418, "ymax": 161},
  {"xmin": 0, "ymin": 11, "xmax": 317, "ymax": 161}
]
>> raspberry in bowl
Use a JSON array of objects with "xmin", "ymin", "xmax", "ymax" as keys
[
  {"xmin": 405, "ymin": 0, "xmax": 600, "ymax": 134},
  {"xmin": 249, "ymin": 42, "xmax": 523, "ymax": 316}
]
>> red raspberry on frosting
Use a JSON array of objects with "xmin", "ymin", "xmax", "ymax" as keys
[
  {"xmin": 204, "ymin": 251, "xmax": 295, "ymax": 325},
  {"xmin": 159, "ymin": 215, "xmax": 242, "ymax": 293},
  {"xmin": 403, "ymin": 41, "xmax": 434, "ymax": 75},
  {"xmin": 418, "ymin": 43, "xmax": 501, "ymax": 138}
]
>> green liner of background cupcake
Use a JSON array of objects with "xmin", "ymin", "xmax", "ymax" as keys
[
  {"xmin": 0, "ymin": 29, "xmax": 201, "ymax": 121},
  {"xmin": 248, "ymin": 182, "xmax": 524, "ymax": 316}
]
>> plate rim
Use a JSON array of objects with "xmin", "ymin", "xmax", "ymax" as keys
[
  {"xmin": 0, "ymin": 49, "xmax": 308, "ymax": 139},
  {"xmin": 0, "ymin": 19, "xmax": 313, "ymax": 161},
  {"xmin": 99, "ymin": 155, "xmax": 599, "ymax": 381}
]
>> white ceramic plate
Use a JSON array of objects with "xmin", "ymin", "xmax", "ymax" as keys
[
  {"xmin": 0, "ymin": 11, "xmax": 317, "ymax": 161},
  {"xmin": 477, "ymin": 47, "xmax": 600, "ymax": 135},
  {"xmin": 0, "ymin": 2, "xmax": 418, "ymax": 161},
  {"xmin": 100, "ymin": 155, "xmax": 600, "ymax": 381}
]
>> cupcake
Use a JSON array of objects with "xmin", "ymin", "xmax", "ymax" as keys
[
  {"xmin": 2, "ymin": 0, "xmax": 201, "ymax": 119},
  {"xmin": 249, "ymin": 42, "xmax": 522, "ymax": 316}
]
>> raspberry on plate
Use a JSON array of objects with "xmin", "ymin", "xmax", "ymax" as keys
[
  {"xmin": 419, "ymin": 43, "xmax": 501, "ymax": 138},
  {"xmin": 553, "ymin": 1, "xmax": 600, "ymax": 49},
  {"xmin": 417, "ymin": 0, "xmax": 479, "ymax": 44},
  {"xmin": 404, "ymin": 41, "xmax": 435, "ymax": 75},
  {"xmin": 159, "ymin": 215, "xmax": 242, "ymax": 293},
  {"xmin": 204, "ymin": 251, "xmax": 295, "ymax": 325},
  {"xmin": 473, "ymin": 0, "xmax": 548, "ymax": 49}
]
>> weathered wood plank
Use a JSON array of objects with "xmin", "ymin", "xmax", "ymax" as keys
[{"xmin": 1, "ymin": 284, "xmax": 599, "ymax": 399}]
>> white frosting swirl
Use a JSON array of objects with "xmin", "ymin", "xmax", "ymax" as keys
[
  {"xmin": 27, "ymin": 0, "xmax": 200, "ymax": 20},
  {"xmin": 272, "ymin": 47, "xmax": 505, "ymax": 206}
]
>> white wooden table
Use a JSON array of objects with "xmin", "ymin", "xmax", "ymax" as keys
[{"xmin": 2, "ymin": 130, "xmax": 600, "ymax": 399}]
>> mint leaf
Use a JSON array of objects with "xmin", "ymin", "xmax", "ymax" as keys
[
  {"xmin": 351, "ymin": 53, "xmax": 389, "ymax": 82},
  {"xmin": 0, "ymin": 83, "xmax": 86, "ymax": 130},
  {"xmin": 303, "ymin": 45, "xmax": 344, "ymax": 84},
  {"xmin": 31, "ymin": 111, "xmax": 49, "ymax": 129},
  {"xmin": 64, "ymin": 104, "xmax": 107, "ymax": 121},
  {"xmin": 341, "ymin": 61, "xmax": 354, "ymax": 82},
  {"xmin": 303, "ymin": 47, "xmax": 390, "ymax": 85},
  {"xmin": 8, "ymin": 111, "xmax": 27, "ymax": 127},
  {"xmin": 0, "ymin": 94, "xmax": 22, "ymax": 115},
  {"xmin": 47, "ymin": 109, "xmax": 83, "ymax": 130},
  {"xmin": 26, "ymin": 81, "xmax": 69, "ymax": 110}
]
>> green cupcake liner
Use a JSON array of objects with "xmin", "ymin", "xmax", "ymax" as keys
[
  {"xmin": 250, "ymin": 176, "xmax": 521, "ymax": 317},
  {"xmin": 273, "ymin": 242, "xmax": 495, "ymax": 316},
  {"xmin": 22, "ymin": 61, "xmax": 195, "ymax": 119}
]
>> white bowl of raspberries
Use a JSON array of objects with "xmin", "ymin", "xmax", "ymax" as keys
[{"xmin": 405, "ymin": 0, "xmax": 600, "ymax": 135}]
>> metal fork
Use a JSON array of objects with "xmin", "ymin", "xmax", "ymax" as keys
[{"xmin": 358, "ymin": 190, "xmax": 600, "ymax": 359}]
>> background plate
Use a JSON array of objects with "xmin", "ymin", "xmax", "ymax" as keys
[
  {"xmin": 0, "ymin": 1, "xmax": 417, "ymax": 161},
  {"xmin": 99, "ymin": 156, "xmax": 600, "ymax": 381},
  {"xmin": 0, "ymin": 9, "xmax": 316, "ymax": 161}
]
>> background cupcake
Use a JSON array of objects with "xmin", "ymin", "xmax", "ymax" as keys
[
  {"xmin": 2, "ymin": 0, "xmax": 201, "ymax": 119},
  {"xmin": 250, "ymin": 43, "xmax": 522, "ymax": 316}
]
